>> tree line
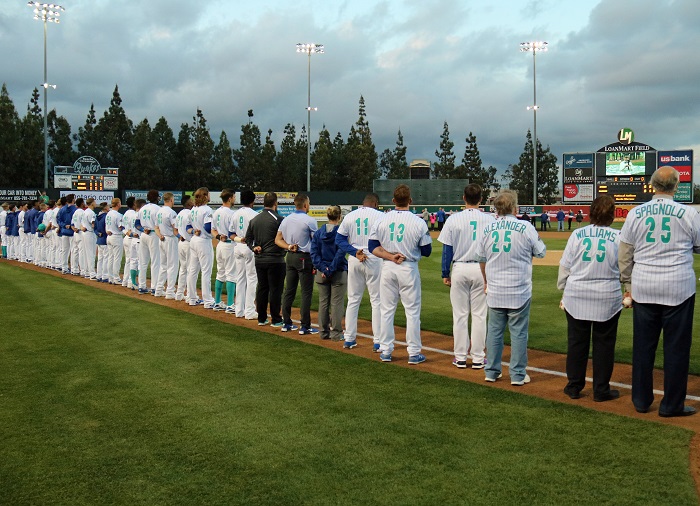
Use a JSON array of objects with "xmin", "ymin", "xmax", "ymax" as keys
[{"xmin": 0, "ymin": 83, "xmax": 561, "ymax": 203}]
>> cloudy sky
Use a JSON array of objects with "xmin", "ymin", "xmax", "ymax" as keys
[{"xmin": 3, "ymin": 0, "xmax": 700, "ymax": 181}]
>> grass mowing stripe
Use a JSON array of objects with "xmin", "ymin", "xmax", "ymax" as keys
[{"xmin": 0, "ymin": 263, "xmax": 697, "ymax": 505}]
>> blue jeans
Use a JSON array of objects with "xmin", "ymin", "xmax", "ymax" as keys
[{"xmin": 485, "ymin": 299, "xmax": 531, "ymax": 382}]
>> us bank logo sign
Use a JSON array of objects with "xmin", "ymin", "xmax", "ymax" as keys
[{"xmin": 617, "ymin": 128, "xmax": 634, "ymax": 145}]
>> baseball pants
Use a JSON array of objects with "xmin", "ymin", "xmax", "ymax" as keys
[
  {"xmin": 234, "ymin": 243, "xmax": 257, "ymax": 318},
  {"xmin": 215, "ymin": 241, "xmax": 236, "ymax": 283},
  {"xmin": 344, "ymin": 254, "xmax": 382, "ymax": 344},
  {"xmin": 122, "ymin": 236, "xmax": 132, "ymax": 286},
  {"xmin": 187, "ymin": 236, "xmax": 214, "ymax": 305},
  {"xmin": 176, "ymin": 239, "xmax": 190, "ymax": 300},
  {"xmin": 139, "ymin": 232, "xmax": 161, "ymax": 290},
  {"xmin": 82, "ymin": 231, "xmax": 97, "ymax": 278},
  {"xmin": 157, "ymin": 236, "xmax": 179, "ymax": 297},
  {"xmin": 107, "ymin": 234, "xmax": 124, "ymax": 283},
  {"xmin": 19, "ymin": 230, "xmax": 27, "ymax": 261},
  {"xmin": 378, "ymin": 260, "xmax": 423, "ymax": 357},
  {"xmin": 60, "ymin": 235, "xmax": 72, "ymax": 272},
  {"xmin": 96, "ymin": 244, "xmax": 107, "ymax": 280},
  {"xmin": 450, "ymin": 262, "xmax": 488, "ymax": 364},
  {"xmin": 71, "ymin": 232, "xmax": 83, "ymax": 274}
]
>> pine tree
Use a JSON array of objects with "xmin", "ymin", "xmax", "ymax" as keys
[
  {"xmin": 259, "ymin": 129, "xmax": 277, "ymax": 190},
  {"xmin": 94, "ymin": 85, "xmax": 134, "ymax": 184},
  {"xmin": 48, "ymin": 110, "xmax": 75, "ymax": 167},
  {"xmin": 386, "ymin": 129, "xmax": 409, "ymax": 179},
  {"xmin": 175, "ymin": 123, "xmax": 194, "ymax": 189},
  {"xmin": 19, "ymin": 88, "xmax": 44, "ymax": 186},
  {"xmin": 330, "ymin": 132, "xmax": 347, "ymax": 191},
  {"xmin": 152, "ymin": 117, "xmax": 177, "ymax": 189},
  {"xmin": 457, "ymin": 131, "xmax": 499, "ymax": 194},
  {"xmin": 503, "ymin": 130, "xmax": 558, "ymax": 204},
  {"xmin": 346, "ymin": 96, "xmax": 378, "ymax": 191},
  {"xmin": 0, "ymin": 83, "xmax": 21, "ymax": 187},
  {"xmin": 130, "ymin": 118, "xmax": 158, "ymax": 188},
  {"xmin": 188, "ymin": 108, "xmax": 215, "ymax": 188},
  {"xmin": 75, "ymin": 103, "xmax": 98, "ymax": 157},
  {"xmin": 311, "ymin": 126, "xmax": 334, "ymax": 190},
  {"xmin": 433, "ymin": 121, "xmax": 455, "ymax": 178},
  {"xmin": 234, "ymin": 113, "xmax": 263, "ymax": 190},
  {"xmin": 276, "ymin": 123, "xmax": 305, "ymax": 191},
  {"xmin": 213, "ymin": 130, "xmax": 235, "ymax": 188}
]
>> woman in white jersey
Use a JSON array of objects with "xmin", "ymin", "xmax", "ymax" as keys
[
  {"xmin": 558, "ymin": 195, "xmax": 623, "ymax": 402},
  {"xmin": 187, "ymin": 187, "xmax": 215, "ymax": 308}
]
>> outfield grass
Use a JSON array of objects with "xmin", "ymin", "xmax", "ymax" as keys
[{"xmin": 0, "ymin": 263, "xmax": 696, "ymax": 505}]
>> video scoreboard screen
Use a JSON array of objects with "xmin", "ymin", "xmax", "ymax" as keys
[
  {"xmin": 70, "ymin": 170, "xmax": 118, "ymax": 191},
  {"xmin": 596, "ymin": 176, "xmax": 654, "ymax": 203}
]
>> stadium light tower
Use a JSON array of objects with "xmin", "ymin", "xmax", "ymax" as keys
[
  {"xmin": 28, "ymin": 1, "xmax": 65, "ymax": 190},
  {"xmin": 520, "ymin": 40, "xmax": 548, "ymax": 206},
  {"xmin": 296, "ymin": 43, "xmax": 324, "ymax": 193}
]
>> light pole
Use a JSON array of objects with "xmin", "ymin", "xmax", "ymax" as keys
[
  {"xmin": 296, "ymin": 43, "xmax": 323, "ymax": 193},
  {"xmin": 28, "ymin": 1, "xmax": 64, "ymax": 190},
  {"xmin": 520, "ymin": 40, "xmax": 547, "ymax": 205}
]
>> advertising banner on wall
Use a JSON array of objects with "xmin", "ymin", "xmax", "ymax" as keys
[
  {"xmin": 60, "ymin": 190, "xmax": 115, "ymax": 202},
  {"xmin": 124, "ymin": 190, "xmax": 184, "ymax": 205},
  {"xmin": 0, "ymin": 188, "xmax": 41, "ymax": 200}
]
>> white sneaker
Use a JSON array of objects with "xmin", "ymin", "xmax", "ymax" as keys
[
  {"xmin": 511, "ymin": 374, "xmax": 531, "ymax": 386},
  {"xmin": 485, "ymin": 373, "xmax": 503, "ymax": 383}
]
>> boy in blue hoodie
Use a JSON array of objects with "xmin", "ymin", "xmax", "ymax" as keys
[{"xmin": 310, "ymin": 205, "xmax": 348, "ymax": 341}]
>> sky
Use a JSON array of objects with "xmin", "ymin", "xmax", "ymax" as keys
[{"xmin": 3, "ymin": 0, "xmax": 700, "ymax": 183}]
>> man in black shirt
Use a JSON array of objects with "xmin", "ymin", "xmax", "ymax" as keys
[{"xmin": 245, "ymin": 192, "xmax": 286, "ymax": 327}]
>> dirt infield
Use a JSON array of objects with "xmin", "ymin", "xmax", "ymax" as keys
[{"xmin": 7, "ymin": 259, "xmax": 700, "ymax": 497}]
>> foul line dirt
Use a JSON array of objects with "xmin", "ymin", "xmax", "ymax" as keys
[{"xmin": 7, "ymin": 258, "xmax": 700, "ymax": 497}]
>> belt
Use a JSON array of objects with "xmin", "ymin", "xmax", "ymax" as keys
[{"xmin": 455, "ymin": 260, "xmax": 479, "ymax": 264}]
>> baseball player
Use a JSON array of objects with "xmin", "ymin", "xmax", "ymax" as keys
[
  {"xmin": 173, "ymin": 194, "xmax": 193, "ymax": 301},
  {"xmin": 136, "ymin": 190, "xmax": 162, "ymax": 295},
  {"xmin": 439, "ymin": 184, "xmax": 496, "ymax": 369},
  {"xmin": 186, "ymin": 187, "xmax": 215, "ymax": 308},
  {"xmin": 155, "ymin": 192, "xmax": 179, "ymax": 299},
  {"xmin": 335, "ymin": 193, "xmax": 384, "ymax": 350},
  {"xmin": 231, "ymin": 190, "xmax": 259, "ymax": 318},
  {"xmin": 121, "ymin": 197, "xmax": 137, "ymax": 289},
  {"xmin": 558, "ymin": 195, "xmax": 622, "ymax": 402},
  {"xmin": 95, "ymin": 202, "xmax": 109, "ymax": 282},
  {"xmin": 126, "ymin": 200, "xmax": 145, "ymax": 289},
  {"xmin": 368, "ymin": 184, "xmax": 432, "ymax": 364},
  {"xmin": 17, "ymin": 203, "xmax": 27, "ymax": 262},
  {"xmin": 5, "ymin": 203, "xmax": 19, "ymax": 260},
  {"xmin": 39, "ymin": 201, "xmax": 54, "ymax": 268},
  {"xmin": 211, "ymin": 189, "xmax": 236, "ymax": 311},
  {"xmin": 70, "ymin": 198, "xmax": 86, "ymax": 276},
  {"xmin": 56, "ymin": 194, "xmax": 76, "ymax": 274},
  {"xmin": 50, "ymin": 198, "xmax": 63, "ymax": 270},
  {"xmin": 105, "ymin": 198, "xmax": 124, "ymax": 284},
  {"xmin": 0, "ymin": 202, "xmax": 8, "ymax": 259},
  {"xmin": 81, "ymin": 198, "xmax": 98, "ymax": 280},
  {"xmin": 478, "ymin": 190, "xmax": 546, "ymax": 385},
  {"xmin": 34, "ymin": 203, "xmax": 47, "ymax": 267},
  {"xmin": 619, "ymin": 166, "xmax": 700, "ymax": 417}
]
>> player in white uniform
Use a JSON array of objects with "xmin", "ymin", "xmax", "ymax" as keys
[
  {"xmin": 174, "ymin": 195, "xmax": 193, "ymax": 301},
  {"xmin": 187, "ymin": 187, "xmax": 215, "ymax": 308},
  {"xmin": 50, "ymin": 199, "xmax": 62, "ymax": 269},
  {"xmin": 619, "ymin": 166, "xmax": 700, "ymax": 417},
  {"xmin": 105, "ymin": 198, "xmax": 124, "ymax": 284},
  {"xmin": 81, "ymin": 198, "xmax": 98, "ymax": 280},
  {"xmin": 120, "ymin": 198, "xmax": 137, "ymax": 289},
  {"xmin": 41, "ymin": 201, "xmax": 55, "ymax": 268},
  {"xmin": 335, "ymin": 193, "xmax": 384, "ymax": 350},
  {"xmin": 438, "ymin": 184, "xmax": 496, "ymax": 369},
  {"xmin": 368, "ymin": 184, "xmax": 432, "ymax": 364},
  {"xmin": 0, "ymin": 202, "xmax": 7, "ymax": 258},
  {"xmin": 212, "ymin": 189, "xmax": 237, "ymax": 311},
  {"xmin": 70, "ymin": 198, "xmax": 86, "ymax": 276},
  {"xmin": 231, "ymin": 190, "xmax": 259, "ymax": 318},
  {"xmin": 558, "ymin": 195, "xmax": 622, "ymax": 402},
  {"xmin": 155, "ymin": 192, "xmax": 179, "ymax": 299},
  {"xmin": 17, "ymin": 204, "xmax": 27, "ymax": 262},
  {"xmin": 478, "ymin": 190, "xmax": 546, "ymax": 385},
  {"xmin": 136, "ymin": 190, "xmax": 162, "ymax": 295}
]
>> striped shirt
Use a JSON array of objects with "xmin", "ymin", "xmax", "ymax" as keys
[
  {"xmin": 619, "ymin": 195, "xmax": 700, "ymax": 305},
  {"xmin": 438, "ymin": 208, "xmax": 496, "ymax": 263},
  {"xmin": 559, "ymin": 225, "xmax": 622, "ymax": 321},
  {"xmin": 337, "ymin": 206, "xmax": 384, "ymax": 258},
  {"xmin": 369, "ymin": 209, "xmax": 432, "ymax": 262},
  {"xmin": 477, "ymin": 215, "xmax": 546, "ymax": 308},
  {"xmin": 279, "ymin": 211, "xmax": 318, "ymax": 253}
]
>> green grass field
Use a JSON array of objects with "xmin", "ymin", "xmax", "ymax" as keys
[{"xmin": 0, "ymin": 263, "xmax": 696, "ymax": 505}]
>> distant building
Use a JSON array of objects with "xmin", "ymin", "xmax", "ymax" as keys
[{"xmin": 409, "ymin": 159, "xmax": 430, "ymax": 179}]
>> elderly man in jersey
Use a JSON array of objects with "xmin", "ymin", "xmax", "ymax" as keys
[
  {"xmin": 369, "ymin": 184, "xmax": 432, "ymax": 365},
  {"xmin": 558, "ymin": 195, "xmax": 622, "ymax": 402},
  {"xmin": 619, "ymin": 166, "xmax": 700, "ymax": 417},
  {"xmin": 478, "ymin": 190, "xmax": 546, "ymax": 385},
  {"xmin": 335, "ymin": 193, "xmax": 384, "ymax": 351},
  {"xmin": 276, "ymin": 194, "xmax": 319, "ymax": 334},
  {"xmin": 439, "ymin": 184, "xmax": 496, "ymax": 369}
]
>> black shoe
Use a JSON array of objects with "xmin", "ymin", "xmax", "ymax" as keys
[
  {"xmin": 635, "ymin": 405, "xmax": 651, "ymax": 414},
  {"xmin": 594, "ymin": 390, "xmax": 620, "ymax": 402},
  {"xmin": 659, "ymin": 406, "xmax": 697, "ymax": 418},
  {"xmin": 564, "ymin": 387, "xmax": 581, "ymax": 400}
]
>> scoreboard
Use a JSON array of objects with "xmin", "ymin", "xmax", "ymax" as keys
[
  {"xmin": 53, "ymin": 156, "xmax": 119, "ymax": 191},
  {"xmin": 596, "ymin": 176, "xmax": 654, "ymax": 203}
]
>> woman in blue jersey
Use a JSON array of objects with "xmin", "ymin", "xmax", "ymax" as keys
[{"xmin": 558, "ymin": 195, "xmax": 623, "ymax": 402}]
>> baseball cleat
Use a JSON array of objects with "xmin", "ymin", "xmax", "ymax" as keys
[
  {"xmin": 343, "ymin": 340, "xmax": 358, "ymax": 349},
  {"xmin": 138, "ymin": 288, "xmax": 150, "ymax": 294},
  {"xmin": 373, "ymin": 343, "xmax": 381, "ymax": 353},
  {"xmin": 379, "ymin": 352, "xmax": 392, "ymax": 362},
  {"xmin": 408, "ymin": 354, "xmax": 426, "ymax": 365},
  {"xmin": 452, "ymin": 359, "xmax": 467, "ymax": 369},
  {"xmin": 471, "ymin": 362, "xmax": 485, "ymax": 370},
  {"xmin": 299, "ymin": 327, "xmax": 319, "ymax": 335}
]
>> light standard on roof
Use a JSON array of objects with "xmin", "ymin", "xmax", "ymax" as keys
[
  {"xmin": 520, "ymin": 40, "xmax": 548, "ymax": 206},
  {"xmin": 28, "ymin": 1, "xmax": 64, "ymax": 190},
  {"xmin": 296, "ymin": 43, "xmax": 324, "ymax": 193}
]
